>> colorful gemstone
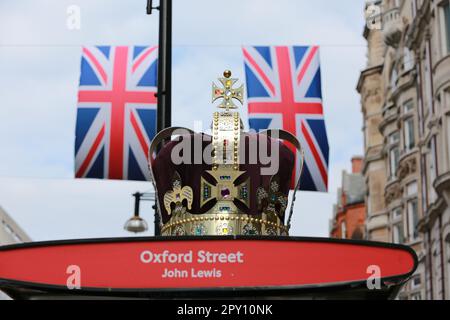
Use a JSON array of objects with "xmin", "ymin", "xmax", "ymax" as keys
[
  {"xmin": 216, "ymin": 223, "xmax": 233, "ymax": 236},
  {"xmin": 172, "ymin": 226, "xmax": 186, "ymax": 236},
  {"xmin": 219, "ymin": 206, "xmax": 231, "ymax": 213},
  {"xmin": 203, "ymin": 185, "xmax": 211, "ymax": 200},
  {"xmin": 265, "ymin": 228, "xmax": 277, "ymax": 236},
  {"xmin": 221, "ymin": 187, "xmax": 231, "ymax": 199},
  {"xmin": 240, "ymin": 186, "xmax": 248, "ymax": 199},
  {"xmin": 243, "ymin": 224, "xmax": 258, "ymax": 236},
  {"xmin": 192, "ymin": 224, "xmax": 206, "ymax": 236}
]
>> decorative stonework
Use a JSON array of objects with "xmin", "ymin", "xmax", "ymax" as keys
[
  {"xmin": 397, "ymin": 156, "xmax": 417, "ymax": 180},
  {"xmin": 383, "ymin": 6, "xmax": 402, "ymax": 48},
  {"xmin": 385, "ymin": 182, "xmax": 402, "ymax": 206},
  {"xmin": 362, "ymin": 87, "xmax": 381, "ymax": 104}
]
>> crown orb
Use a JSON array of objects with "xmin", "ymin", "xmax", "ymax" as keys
[{"xmin": 223, "ymin": 70, "xmax": 232, "ymax": 78}]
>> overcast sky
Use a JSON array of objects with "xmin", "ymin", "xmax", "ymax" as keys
[{"xmin": 0, "ymin": 0, "xmax": 367, "ymax": 241}]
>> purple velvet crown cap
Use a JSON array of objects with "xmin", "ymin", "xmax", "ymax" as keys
[{"xmin": 152, "ymin": 132, "xmax": 295, "ymax": 225}]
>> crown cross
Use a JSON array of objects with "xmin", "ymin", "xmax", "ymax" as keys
[{"xmin": 212, "ymin": 70, "xmax": 244, "ymax": 111}]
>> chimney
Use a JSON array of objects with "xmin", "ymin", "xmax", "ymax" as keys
[{"xmin": 351, "ymin": 156, "xmax": 363, "ymax": 174}]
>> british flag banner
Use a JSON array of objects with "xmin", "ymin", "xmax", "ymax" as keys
[
  {"xmin": 75, "ymin": 46, "xmax": 158, "ymax": 181},
  {"xmin": 243, "ymin": 46, "xmax": 329, "ymax": 192}
]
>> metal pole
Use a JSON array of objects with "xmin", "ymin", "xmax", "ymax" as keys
[
  {"xmin": 154, "ymin": 0, "xmax": 172, "ymax": 236},
  {"xmin": 157, "ymin": 0, "xmax": 172, "ymax": 131},
  {"xmin": 133, "ymin": 193, "xmax": 142, "ymax": 217},
  {"xmin": 156, "ymin": 0, "xmax": 172, "ymax": 132}
]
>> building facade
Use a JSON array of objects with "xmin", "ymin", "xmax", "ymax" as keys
[
  {"xmin": 330, "ymin": 157, "xmax": 366, "ymax": 240},
  {"xmin": 0, "ymin": 206, "xmax": 30, "ymax": 245},
  {"xmin": 359, "ymin": 0, "xmax": 450, "ymax": 300},
  {"xmin": 0, "ymin": 206, "xmax": 31, "ymax": 300}
]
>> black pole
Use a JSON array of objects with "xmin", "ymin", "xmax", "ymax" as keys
[
  {"xmin": 157, "ymin": 0, "xmax": 172, "ymax": 131},
  {"xmin": 133, "ymin": 192, "xmax": 142, "ymax": 217},
  {"xmin": 154, "ymin": 0, "xmax": 172, "ymax": 236}
]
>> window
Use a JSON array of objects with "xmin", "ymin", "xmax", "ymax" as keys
[
  {"xmin": 388, "ymin": 132, "xmax": 400, "ymax": 178},
  {"xmin": 411, "ymin": 292, "xmax": 422, "ymax": 300},
  {"xmin": 390, "ymin": 67, "xmax": 398, "ymax": 89},
  {"xmin": 393, "ymin": 223, "xmax": 404, "ymax": 244},
  {"xmin": 404, "ymin": 100, "xmax": 414, "ymax": 113},
  {"xmin": 446, "ymin": 90, "xmax": 450, "ymax": 166},
  {"xmin": 392, "ymin": 208, "xmax": 404, "ymax": 244},
  {"xmin": 411, "ymin": 275, "xmax": 422, "ymax": 290},
  {"xmin": 406, "ymin": 181, "xmax": 418, "ymax": 196},
  {"xmin": 443, "ymin": 2, "xmax": 450, "ymax": 54},
  {"xmin": 424, "ymin": 46, "xmax": 434, "ymax": 113},
  {"xmin": 446, "ymin": 241, "xmax": 450, "ymax": 294},
  {"xmin": 447, "ymin": 115, "xmax": 450, "ymax": 163},
  {"xmin": 390, "ymin": 147, "xmax": 400, "ymax": 178},
  {"xmin": 389, "ymin": 132, "xmax": 400, "ymax": 144},
  {"xmin": 341, "ymin": 222, "xmax": 347, "ymax": 239},
  {"xmin": 407, "ymin": 199, "xmax": 419, "ymax": 240},
  {"xmin": 392, "ymin": 207, "xmax": 402, "ymax": 220},
  {"xmin": 428, "ymin": 138, "xmax": 438, "ymax": 203},
  {"xmin": 403, "ymin": 48, "xmax": 415, "ymax": 72},
  {"xmin": 404, "ymin": 117, "xmax": 416, "ymax": 151}
]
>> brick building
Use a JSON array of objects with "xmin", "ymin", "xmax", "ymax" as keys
[{"xmin": 330, "ymin": 157, "xmax": 366, "ymax": 240}]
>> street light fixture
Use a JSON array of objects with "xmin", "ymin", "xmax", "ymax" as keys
[
  {"xmin": 124, "ymin": 192, "xmax": 155, "ymax": 234},
  {"xmin": 124, "ymin": 215, "xmax": 148, "ymax": 234}
]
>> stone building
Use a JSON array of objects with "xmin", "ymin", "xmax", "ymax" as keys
[
  {"xmin": 358, "ymin": 0, "xmax": 450, "ymax": 300},
  {"xmin": 330, "ymin": 157, "xmax": 366, "ymax": 240},
  {"xmin": 357, "ymin": 0, "xmax": 450, "ymax": 299},
  {"xmin": 0, "ymin": 206, "xmax": 30, "ymax": 245},
  {"xmin": 409, "ymin": 0, "xmax": 450, "ymax": 301}
]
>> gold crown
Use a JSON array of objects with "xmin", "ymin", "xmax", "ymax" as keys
[{"xmin": 149, "ymin": 71, "xmax": 304, "ymax": 237}]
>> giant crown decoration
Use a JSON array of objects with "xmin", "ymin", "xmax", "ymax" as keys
[{"xmin": 149, "ymin": 71, "xmax": 304, "ymax": 236}]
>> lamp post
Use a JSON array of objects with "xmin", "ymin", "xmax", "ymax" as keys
[
  {"xmin": 124, "ymin": 192, "xmax": 156, "ymax": 234},
  {"xmin": 146, "ymin": 0, "xmax": 172, "ymax": 236}
]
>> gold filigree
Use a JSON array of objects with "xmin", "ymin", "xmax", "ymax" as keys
[
  {"xmin": 163, "ymin": 172, "xmax": 193, "ymax": 218},
  {"xmin": 257, "ymin": 176, "xmax": 288, "ymax": 217},
  {"xmin": 161, "ymin": 212, "xmax": 288, "ymax": 236}
]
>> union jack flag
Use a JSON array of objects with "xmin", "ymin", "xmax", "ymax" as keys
[
  {"xmin": 243, "ymin": 46, "xmax": 329, "ymax": 192},
  {"xmin": 75, "ymin": 46, "xmax": 158, "ymax": 181}
]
